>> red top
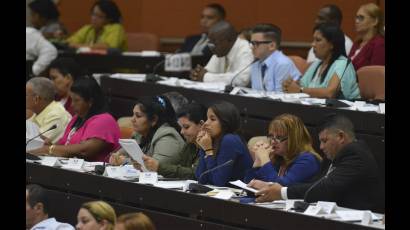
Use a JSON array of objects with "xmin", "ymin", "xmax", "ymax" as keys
[{"xmin": 348, "ymin": 35, "xmax": 385, "ymax": 70}]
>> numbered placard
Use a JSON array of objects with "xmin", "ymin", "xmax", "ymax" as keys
[{"xmin": 164, "ymin": 53, "xmax": 192, "ymax": 72}]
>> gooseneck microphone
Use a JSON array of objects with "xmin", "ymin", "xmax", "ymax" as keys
[
  {"xmin": 26, "ymin": 124, "xmax": 57, "ymax": 147},
  {"xmin": 146, "ymin": 51, "xmax": 182, "ymax": 82},
  {"xmin": 224, "ymin": 59, "xmax": 258, "ymax": 93},
  {"xmin": 188, "ymin": 159, "xmax": 234, "ymax": 193}
]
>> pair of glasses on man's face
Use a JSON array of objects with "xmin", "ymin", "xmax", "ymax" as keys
[
  {"xmin": 267, "ymin": 134, "xmax": 288, "ymax": 143},
  {"xmin": 250, "ymin": 40, "xmax": 272, "ymax": 47}
]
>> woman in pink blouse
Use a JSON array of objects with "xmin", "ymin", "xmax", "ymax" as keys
[
  {"xmin": 348, "ymin": 3, "xmax": 384, "ymax": 70},
  {"xmin": 30, "ymin": 76, "xmax": 120, "ymax": 162}
]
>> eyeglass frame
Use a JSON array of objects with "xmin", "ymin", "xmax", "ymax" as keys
[
  {"xmin": 267, "ymin": 134, "xmax": 288, "ymax": 143},
  {"xmin": 250, "ymin": 40, "xmax": 273, "ymax": 47}
]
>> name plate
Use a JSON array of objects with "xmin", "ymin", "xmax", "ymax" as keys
[
  {"xmin": 65, "ymin": 158, "xmax": 84, "ymax": 170},
  {"xmin": 164, "ymin": 53, "xmax": 191, "ymax": 72},
  {"xmin": 139, "ymin": 172, "xmax": 158, "ymax": 185},
  {"xmin": 304, "ymin": 205, "xmax": 322, "ymax": 216},
  {"xmin": 41, "ymin": 157, "xmax": 61, "ymax": 167},
  {"xmin": 104, "ymin": 166, "xmax": 122, "ymax": 178},
  {"xmin": 316, "ymin": 201, "xmax": 336, "ymax": 214}
]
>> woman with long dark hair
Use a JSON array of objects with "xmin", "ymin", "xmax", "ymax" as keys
[
  {"xmin": 283, "ymin": 23, "xmax": 360, "ymax": 100},
  {"xmin": 195, "ymin": 101, "xmax": 253, "ymax": 186}
]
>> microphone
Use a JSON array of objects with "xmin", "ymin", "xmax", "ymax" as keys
[
  {"xmin": 224, "ymin": 59, "xmax": 258, "ymax": 93},
  {"xmin": 188, "ymin": 159, "xmax": 234, "ymax": 193},
  {"xmin": 293, "ymin": 165, "xmax": 336, "ymax": 212},
  {"xmin": 26, "ymin": 124, "xmax": 57, "ymax": 147},
  {"xmin": 325, "ymin": 58, "xmax": 352, "ymax": 106},
  {"xmin": 145, "ymin": 51, "xmax": 181, "ymax": 82}
]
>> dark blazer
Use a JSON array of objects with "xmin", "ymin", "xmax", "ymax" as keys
[
  {"xmin": 179, "ymin": 34, "xmax": 213, "ymax": 62},
  {"xmin": 287, "ymin": 140, "xmax": 384, "ymax": 212}
]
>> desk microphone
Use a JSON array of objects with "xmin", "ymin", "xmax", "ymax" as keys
[
  {"xmin": 325, "ymin": 58, "xmax": 351, "ymax": 106},
  {"xmin": 224, "ymin": 59, "xmax": 258, "ymax": 93},
  {"xmin": 188, "ymin": 159, "xmax": 234, "ymax": 193},
  {"xmin": 145, "ymin": 51, "xmax": 181, "ymax": 82},
  {"xmin": 26, "ymin": 124, "xmax": 57, "ymax": 147},
  {"xmin": 293, "ymin": 165, "xmax": 336, "ymax": 212}
]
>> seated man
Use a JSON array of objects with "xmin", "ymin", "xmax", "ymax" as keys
[
  {"xmin": 26, "ymin": 77, "xmax": 71, "ymax": 143},
  {"xmin": 250, "ymin": 24, "xmax": 301, "ymax": 92},
  {"xmin": 26, "ymin": 27, "xmax": 58, "ymax": 76},
  {"xmin": 306, "ymin": 4, "xmax": 353, "ymax": 63},
  {"xmin": 179, "ymin": 3, "xmax": 225, "ymax": 62},
  {"xmin": 249, "ymin": 114, "xmax": 384, "ymax": 212},
  {"xmin": 26, "ymin": 184, "xmax": 74, "ymax": 230},
  {"xmin": 190, "ymin": 21, "xmax": 254, "ymax": 87}
]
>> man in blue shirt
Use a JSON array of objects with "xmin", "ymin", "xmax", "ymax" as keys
[{"xmin": 250, "ymin": 24, "xmax": 301, "ymax": 92}]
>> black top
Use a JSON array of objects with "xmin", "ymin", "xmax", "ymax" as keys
[
  {"xmin": 288, "ymin": 140, "xmax": 384, "ymax": 212},
  {"xmin": 179, "ymin": 34, "xmax": 213, "ymax": 62}
]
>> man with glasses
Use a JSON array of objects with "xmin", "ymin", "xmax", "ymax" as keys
[
  {"xmin": 248, "ymin": 114, "xmax": 384, "ymax": 212},
  {"xmin": 26, "ymin": 77, "xmax": 71, "ymax": 144},
  {"xmin": 250, "ymin": 24, "xmax": 301, "ymax": 92},
  {"xmin": 190, "ymin": 20, "xmax": 253, "ymax": 87}
]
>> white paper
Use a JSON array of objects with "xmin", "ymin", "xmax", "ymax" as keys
[
  {"xmin": 361, "ymin": 210, "xmax": 373, "ymax": 225},
  {"xmin": 229, "ymin": 180, "xmax": 258, "ymax": 193},
  {"xmin": 154, "ymin": 181, "xmax": 186, "ymax": 189},
  {"xmin": 379, "ymin": 103, "xmax": 385, "ymax": 114},
  {"xmin": 62, "ymin": 158, "xmax": 84, "ymax": 170},
  {"xmin": 41, "ymin": 156, "xmax": 61, "ymax": 167},
  {"xmin": 336, "ymin": 210, "xmax": 380, "ymax": 222},
  {"xmin": 214, "ymin": 189, "xmax": 235, "ymax": 200},
  {"xmin": 119, "ymin": 139, "xmax": 148, "ymax": 172}
]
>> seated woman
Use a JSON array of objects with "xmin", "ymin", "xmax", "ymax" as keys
[
  {"xmin": 66, "ymin": 0, "xmax": 127, "ymax": 51},
  {"xmin": 28, "ymin": 0, "xmax": 67, "ymax": 41},
  {"xmin": 282, "ymin": 23, "xmax": 360, "ymax": 100},
  {"xmin": 195, "ymin": 101, "xmax": 253, "ymax": 186},
  {"xmin": 348, "ymin": 3, "xmax": 385, "ymax": 70},
  {"xmin": 115, "ymin": 212, "xmax": 156, "ymax": 230},
  {"xmin": 48, "ymin": 57, "xmax": 84, "ymax": 115},
  {"xmin": 76, "ymin": 201, "xmax": 116, "ymax": 230},
  {"xmin": 110, "ymin": 96, "xmax": 185, "ymax": 165},
  {"xmin": 29, "ymin": 76, "xmax": 120, "ymax": 162},
  {"xmin": 244, "ymin": 114, "xmax": 322, "ymax": 186}
]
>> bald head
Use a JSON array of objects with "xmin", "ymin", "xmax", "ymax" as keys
[{"xmin": 208, "ymin": 21, "xmax": 238, "ymax": 57}]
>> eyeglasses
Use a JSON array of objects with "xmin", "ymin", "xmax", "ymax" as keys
[
  {"xmin": 355, "ymin": 15, "xmax": 365, "ymax": 22},
  {"xmin": 267, "ymin": 135, "xmax": 288, "ymax": 143},
  {"xmin": 250, "ymin": 40, "xmax": 272, "ymax": 47}
]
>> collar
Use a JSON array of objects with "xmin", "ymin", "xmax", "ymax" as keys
[
  {"xmin": 33, "ymin": 101, "xmax": 59, "ymax": 123},
  {"xmin": 260, "ymin": 50, "xmax": 281, "ymax": 68},
  {"xmin": 31, "ymin": 218, "xmax": 56, "ymax": 229}
]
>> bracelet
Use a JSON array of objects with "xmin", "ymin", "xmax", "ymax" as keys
[
  {"xmin": 48, "ymin": 145, "xmax": 55, "ymax": 155},
  {"xmin": 204, "ymin": 148, "xmax": 213, "ymax": 152}
]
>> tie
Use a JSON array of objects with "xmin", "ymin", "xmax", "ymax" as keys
[{"xmin": 261, "ymin": 63, "xmax": 267, "ymax": 79}]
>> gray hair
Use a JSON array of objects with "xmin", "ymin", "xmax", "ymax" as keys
[{"xmin": 27, "ymin": 77, "xmax": 56, "ymax": 102}]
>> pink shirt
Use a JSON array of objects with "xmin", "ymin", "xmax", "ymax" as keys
[{"xmin": 58, "ymin": 113, "xmax": 120, "ymax": 162}]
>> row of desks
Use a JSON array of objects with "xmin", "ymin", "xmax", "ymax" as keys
[{"xmin": 26, "ymin": 162, "xmax": 379, "ymax": 230}]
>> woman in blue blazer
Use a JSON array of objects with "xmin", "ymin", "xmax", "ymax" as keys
[
  {"xmin": 244, "ymin": 114, "xmax": 322, "ymax": 186},
  {"xmin": 195, "ymin": 101, "xmax": 253, "ymax": 186}
]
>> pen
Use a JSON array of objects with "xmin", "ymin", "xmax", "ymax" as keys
[{"xmin": 121, "ymin": 159, "xmax": 129, "ymax": 166}]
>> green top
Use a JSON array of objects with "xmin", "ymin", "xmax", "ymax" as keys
[
  {"xmin": 66, "ymin": 23, "xmax": 127, "ymax": 51},
  {"xmin": 300, "ymin": 55, "xmax": 360, "ymax": 100},
  {"xmin": 157, "ymin": 143, "xmax": 199, "ymax": 179}
]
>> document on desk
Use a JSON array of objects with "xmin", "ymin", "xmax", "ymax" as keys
[
  {"xmin": 229, "ymin": 180, "xmax": 258, "ymax": 193},
  {"xmin": 335, "ymin": 210, "xmax": 380, "ymax": 222},
  {"xmin": 119, "ymin": 139, "xmax": 148, "ymax": 172}
]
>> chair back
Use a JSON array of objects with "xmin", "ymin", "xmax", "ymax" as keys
[
  {"xmin": 126, "ymin": 32, "xmax": 159, "ymax": 52},
  {"xmin": 357, "ymin": 65, "xmax": 385, "ymax": 101}
]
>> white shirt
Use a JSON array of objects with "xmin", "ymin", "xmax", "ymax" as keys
[
  {"xmin": 30, "ymin": 218, "xmax": 74, "ymax": 230},
  {"xmin": 26, "ymin": 27, "xmax": 58, "ymax": 75},
  {"xmin": 203, "ymin": 37, "xmax": 254, "ymax": 87},
  {"xmin": 306, "ymin": 34, "xmax": 353, "ymax": 63}
]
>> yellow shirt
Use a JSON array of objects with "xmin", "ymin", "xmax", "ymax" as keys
[
  {"xmin": 30, "ymin": 101, "xmax": 72, "ymax": 143},
  {"xmin": 66, "ymin": 23, "xmax": 127, "ymax": 51}
]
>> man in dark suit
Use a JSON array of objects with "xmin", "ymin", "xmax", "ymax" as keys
[
  {"xmin": 249, "ymin": 114, "xmax": 384, "ymax": 212},
  {"xmin": 179, "ymin": 3, "xmax": 225, "ymax": 62}
]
